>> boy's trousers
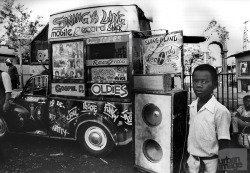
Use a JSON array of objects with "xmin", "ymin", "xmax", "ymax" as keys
[{"xmin": 187, "ymin": 154, "xmax": 218, "ymax": 173}]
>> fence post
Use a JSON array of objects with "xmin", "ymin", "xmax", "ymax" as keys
[
  {"xmin": 226, "ymin": 74, "xmax": 229, "ymax": 108},
  {"xmin": 221, "ymin": 73, "xmax": 224, "ymax": 105},
  {"xmin": 189, "ymin": 74, "xmax": 192, "ymax": 104}
]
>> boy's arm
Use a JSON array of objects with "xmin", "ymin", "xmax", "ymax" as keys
[{"xmin": 216, "ymin": 108, "xmax": 231, "ymax": 150}]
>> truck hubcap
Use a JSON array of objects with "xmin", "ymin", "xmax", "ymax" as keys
[
  {"xmin": 90, "ymin": 132, "xmax": 102, "ymax": 145},
  {"xmin": 85, "ymin": 126, "xmax": 107, "ymax": 151}
]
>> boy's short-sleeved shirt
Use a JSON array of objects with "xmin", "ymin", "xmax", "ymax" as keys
[
  {"xmin": 237, "ymin": 105, "xmax": 250, "ymax": 118},
  {"xmin": 187, "ymin": 95, "xmax": 231, "ymax": 157}
]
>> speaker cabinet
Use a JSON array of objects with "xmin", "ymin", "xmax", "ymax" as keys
[{"xmin": 133, "ymin": 90, "xmax": 188, "ymax": 173}]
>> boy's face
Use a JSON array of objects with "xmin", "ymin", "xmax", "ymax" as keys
[
  {"xmin": 193, "ymin": 70, "xmax": 216, "ymax": 99},
  {"xmin": 244, "ymin": 98, "xmax": 250, "ymax": 109}
]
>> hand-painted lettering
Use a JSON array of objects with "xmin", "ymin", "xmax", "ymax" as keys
[
  {"xmin": 87, "ymin": 58, "xmax": 127, "ymax": 66},
  {"xmin": 66, "ymin": 106, "xmax": 79, "ymax": 122},
  {"xmin": 52, "ymin": 124, "xmax": 69, "ymax": 137},
  {"xmin": 100, "ymin": 10, "xmax": 125, "ymax": 32},
  {"xmin": 144, "ymin": 34, "xmax": 178, "ymax": 46},
  {"xmin": 82, "ymin": 101, "xmax": 97, "ymax": 113},
  {"xmin": 56, "ymin": 100, "xmax": 64, "ymax": 108},
  {"xmin": 55, "ymin": 85, "xmax": 77, "ymax": 93},
  {"xmin": 91, "ymin": 84, "xmax": 128, "ymax": 97},
  {"xmin": 50, "ymin": 9, "xmax": 128, "ymax": 38},
  {"xmin": 86, "ymin": 35, "xmax": 122, "ymax": 44},
  {"xmin": 120, "ymin": 110, "xmax": 132, "ymax": 125},
  {"xmin": 90, "ymin": 10, "xmax": 99, "ymax": 24},
  {"xmin": 52, "ymin": 12, "xmax": 90, "ymax": 30},
  {"xmin": 103, "ymin": 103, "xmax": 119, "ymax": 122}
]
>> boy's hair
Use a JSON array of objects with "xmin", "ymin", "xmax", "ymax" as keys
[
  {"xmin": 243, "ymin": 95, "xmax": 250, "ymax": 102},
  {"xmin": 192, "ymin": 64, "xmax": 218, "ymax": 84}
]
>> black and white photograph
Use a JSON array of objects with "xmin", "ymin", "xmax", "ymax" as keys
[{"xmin": 0, "ymin": 0, "xmax": 250, "ymax": 172}]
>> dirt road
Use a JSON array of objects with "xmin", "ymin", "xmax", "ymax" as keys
[{"xmin": 0, "ymin": 134, "xmax": 138, "ymax": 173}]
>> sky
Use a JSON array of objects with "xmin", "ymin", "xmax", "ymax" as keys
[{"xmin": 5, "ymin": 0, "xmax": 250, "ymax": 57}]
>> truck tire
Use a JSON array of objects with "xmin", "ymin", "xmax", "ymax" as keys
[
  {"xmin": 0, "ymin": 117, "xmax": 7, "ymax": 139},
  {"xmin": 77, "ymin": 122, "xmax": 115, "ymax": 157}
]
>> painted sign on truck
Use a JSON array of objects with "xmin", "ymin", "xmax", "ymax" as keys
[{"xmin": 49, "ymin": 6, "xmax": 140, "ymax": 39}]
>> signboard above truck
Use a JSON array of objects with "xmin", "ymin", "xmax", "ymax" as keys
[{"xmin": 48, "ymin": 5, "xmax": 151, "ymax": 40}]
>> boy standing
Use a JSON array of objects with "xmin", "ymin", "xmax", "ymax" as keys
[{"xmin": 187, "ymin": 64, "xmax": 231, "ymax": 173}]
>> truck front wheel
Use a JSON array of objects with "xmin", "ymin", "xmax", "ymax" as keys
[
  {"xmin": 0, "ymin": 117, "xmax": 7, "ymax": 139},
  {"xmin": 77, "ymin": 122, "xmax": 115, "ymax": 157}
]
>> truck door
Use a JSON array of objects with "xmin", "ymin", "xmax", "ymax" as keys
[{"xmin": 16, "ymin": 75, "xmax": 49, "ymax": 134}]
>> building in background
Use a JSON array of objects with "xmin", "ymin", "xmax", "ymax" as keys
[
  {"xmin": 0, "ymin": 45, "xmax": 17, "ymax": 63},
  {"xmin": 29, "ymin": 24, "xmax": 49, "ymax": 75},
  {"xmin": 231, "ymin": 50, "xmax": 250, "ymax": 103},
  {"xmin": 30, "ymin": 24, "xmax": 48, "ymax": 65}
]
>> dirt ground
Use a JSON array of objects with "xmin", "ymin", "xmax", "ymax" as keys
[
  {"xmin": 0, "ymin": 134, "xmax": 138, "ymax": 173},
  {"xmin": 0, "ymin": 134, "xmax": 249, "ymax": 173}
]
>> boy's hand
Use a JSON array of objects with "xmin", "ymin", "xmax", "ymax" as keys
[{"xmin": 3, "ymin": 102, "xmax": 10, "ymax": 112}]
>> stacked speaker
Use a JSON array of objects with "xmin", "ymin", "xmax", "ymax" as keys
[{"xmin": 133, "ymin": 75, "xmax": 188, "ymax": 173}]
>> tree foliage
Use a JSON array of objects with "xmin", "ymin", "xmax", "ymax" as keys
[
  {"xmin": 184, "ymin": 44, "xmax": 204, "ymax": 74},
  {"xmin": 183, "ymin": 19, "xmax": 228, "ymax": 74},
  {"xmin": 203, "ymin": 19, "xmax": 229, "ymax": 41},
  {"xmin": 0, "ymin": 0, "xmax": 44, "ymax": 63}
]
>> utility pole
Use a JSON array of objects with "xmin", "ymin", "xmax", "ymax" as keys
[{"xmin": 243, "ymin": 20, "xmax": 249, "ymax": 51}]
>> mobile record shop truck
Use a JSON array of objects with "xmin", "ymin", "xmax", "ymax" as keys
[{"xmin": 1, "ymin": 4, "xmax": 152, "ymax": 157}]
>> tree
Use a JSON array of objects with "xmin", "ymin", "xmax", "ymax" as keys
[
  {"xmin": 0, "ymin": 0, "xmax": 44, "ymax": 64},
  {"xmin": 183, "ymin": 19, "xmax": 228, "ymax": 74},
  {"xmin": 184, "ymin": 44, "xmax": 204, "ymax": 74},
  {"xmin": 203, "ymin": 19, "xmax": 229, "ymax": 41}
]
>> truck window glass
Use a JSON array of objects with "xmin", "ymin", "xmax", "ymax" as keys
[
  {"xmin": 24, "ymin": 78, "xmax": 34, "ymax": 94},
  {"xmin": 87, "ymin": 42, "xmax": 127, "ymax": 59},
  {"xmin": 33, "ymin": 76, "xmax": 48, "ymax": 95}
]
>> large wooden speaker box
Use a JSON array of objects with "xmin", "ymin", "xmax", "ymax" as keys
[{"xmin": 133, "ymin": 90, "xmax": 188, "ymax": 173}]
